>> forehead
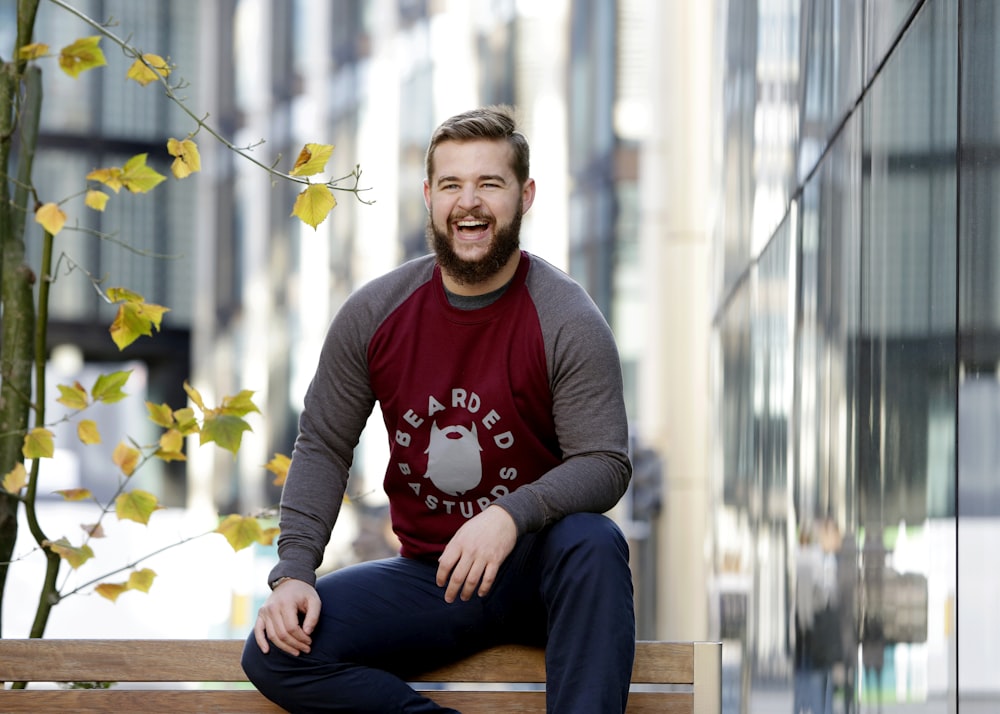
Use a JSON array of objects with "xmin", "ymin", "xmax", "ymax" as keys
[{"xmin": 431, "ymin": 139, "xmax": 515, "ymax": 181}]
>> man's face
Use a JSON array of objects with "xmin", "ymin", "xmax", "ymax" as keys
[{"xmin": 424, "ymin": 139, "xmax": 535, "ymax": 288}]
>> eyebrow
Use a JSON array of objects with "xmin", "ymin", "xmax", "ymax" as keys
[{"xmin": 435, "ymin": 174, "xmax": 509, "ymax": 187}]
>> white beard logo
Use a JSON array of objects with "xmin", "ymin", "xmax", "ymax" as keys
[{"xmin": 424, "ymin": 421, "xmax": 483, "ymax": 495}]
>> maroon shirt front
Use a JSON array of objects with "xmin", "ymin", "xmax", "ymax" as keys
[{"xmin": 367, "ymin": 256, "xmax": 561, "ymax": 558}]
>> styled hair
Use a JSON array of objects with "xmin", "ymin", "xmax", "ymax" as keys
[{"xmin": 425, "ymin": 105, "xmax": 530, "ymax": 185}]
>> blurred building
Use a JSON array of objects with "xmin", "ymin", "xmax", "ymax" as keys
[
  {"xmin": 9, "ymin": 0, "xmax": 999, "ymax": 711},
  {"xmin": 708, "ymin": 0, "xmax": 998, "ymax": 712}
]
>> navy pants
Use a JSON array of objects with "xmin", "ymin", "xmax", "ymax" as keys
[{"xmin": 242, "ymin": 513, "xmax": 635, "ymax": 713}]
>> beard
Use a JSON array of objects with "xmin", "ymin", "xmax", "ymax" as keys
[{"xmin": 426, "ymin": 202, "xmax": 523, "ymax": 287}]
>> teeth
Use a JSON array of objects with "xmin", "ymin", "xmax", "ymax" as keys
[{"xmin": 457, "ymin": 220, "xmax": 486, "ymax": 227}]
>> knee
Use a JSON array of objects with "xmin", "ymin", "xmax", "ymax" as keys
[
  {"xmin": 240, "ymin": 637, "xmax": 267, "ymax": 687},
  {"xmin": 547, "ymin": 513, "xmax": 629, "ymax": 565}
]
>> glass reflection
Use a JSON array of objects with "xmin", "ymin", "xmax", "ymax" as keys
[{"xmin": 712, "ymin": 0, "xmax": 973, "ymax": 711}]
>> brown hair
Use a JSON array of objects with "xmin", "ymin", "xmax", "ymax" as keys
[{"xmin": 425, "ymin": 105, "xmax": 530, "ymax": 185}]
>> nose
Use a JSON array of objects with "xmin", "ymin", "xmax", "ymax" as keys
[{"xmin": 457, "ymin": 184, "xmax": 480, "ymax": 210}]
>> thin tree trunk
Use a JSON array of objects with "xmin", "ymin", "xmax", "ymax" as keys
[{"xmin": 0, "ymin": 0, "xmax": 42, "ymax": 638}]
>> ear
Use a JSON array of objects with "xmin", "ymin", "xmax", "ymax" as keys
[
  {"xmin": 521, "ymin": 178, "xmax": 536, "ymax": 214},
  {"xmin": 423, "ymin": 179, "xmax": 432, "ymax": 211}
]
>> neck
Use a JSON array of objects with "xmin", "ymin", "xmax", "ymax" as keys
[{"xmin": 440, "ymin": 250, "xmax": 521, "ymax": 296}]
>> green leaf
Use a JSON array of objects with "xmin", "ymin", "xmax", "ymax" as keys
[
  {"xmin": 58, "ymin": 36, "xmax": 107, "ymax": 78},
  {"xmin": 120, "ymin": 153, "xmax": 167, "ymax": 193},
  {"xmin": 115, "ymin": 489, "xmax": 162, "ymax": 524},
  {"xmin": 57, "ymin": 382, "xmax": 90, "ymax": 410},
  {"xmin": 127, "ymin": 568, "xmax": 157, "ymax": 593},
  {"xmin": 92, "ymin": 370, "xmax": 132, "ymax": 404},
  {"xmin": 200, "ymin": 413, "xmax": 252, "ymax": 454}
]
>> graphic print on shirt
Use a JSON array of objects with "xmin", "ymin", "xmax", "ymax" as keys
[
  {"xmin": 424, "ymin": 421, "xmax": 483, "ymax": 495},
  {"xmin": 394, "ymin": 388, "xmax": 522, "ymax": 520}
]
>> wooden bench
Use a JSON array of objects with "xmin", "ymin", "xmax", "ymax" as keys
[{"xmin": 0, "ymin": 638, "xmax": 721, "ymax": 713}]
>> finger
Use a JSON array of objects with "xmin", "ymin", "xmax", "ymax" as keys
[
  {"xmin": 445, "ymin": 557, "xmax": 473, "ymax": 603},
  {"xmin": 477, "ymin": 562, "xmax": 499, "ymax": 598},
  {"xmin": 436, "ymin": 547, "xmax": 459, "ymax": 588},
  {"xmin": 301, "ymin": 594, "xmax": 322, "ymax": 635},
  {"xmin": 460, "ymin": 561, "xmax": 486, "ymax": 602},
  {"xmin": 253, "ymin": 617, "xmax": 271, "ymax": 654}
]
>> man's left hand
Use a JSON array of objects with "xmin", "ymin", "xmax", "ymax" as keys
[{"xmin": 436, "ymin": 505, "xmax": 517, "ymax": 603}]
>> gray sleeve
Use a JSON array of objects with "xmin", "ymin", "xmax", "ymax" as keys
[
  {"xmin": 266, "ymin": 299, "xmax": 376, "ymax": 587},
  {"xmin": 493, "ymin": 259, "xmax": 632, "ymax": 534}
]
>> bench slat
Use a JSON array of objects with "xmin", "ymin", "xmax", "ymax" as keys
[
  {"xmin": 0, "ymin": 638, "xmax": 720, "ymax": 714},
  {"xmin": 0, "ymin": 639, "xmax": 247, "ymax": 682},
  {"xmin": 0, "ymin": 639, "xmax": 694, "ymax": 684},
  {"xmin": 0, "ymin": 690, "xmax": 282, "ymax": 714},
  {"xmin": 0, "ymin": 689, "xmax": 694, "ymax": 714}
]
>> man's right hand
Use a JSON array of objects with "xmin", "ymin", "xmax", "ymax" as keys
[{"xmin": 253, "ymin": 578, "xmax": 322, "ymax": 656}]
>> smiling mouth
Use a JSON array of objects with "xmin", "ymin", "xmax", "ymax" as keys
[{"xmin": 454, "ymin": 218, "xmax": 491, "ymax": 237}]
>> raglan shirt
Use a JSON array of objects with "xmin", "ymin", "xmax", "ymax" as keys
[{"xmin": 268, "ymin": 251, "xmax": 631, "ymax": 587}]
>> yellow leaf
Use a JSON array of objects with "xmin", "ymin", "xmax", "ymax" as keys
[
  {"xmin": 173, "ymin": 407, "xmax": 199, "ymax": 435},
  {"xmin": 81, "ymin": 522, "xmax": 105, "ymax": 538},
  {"xmin": 146, "ymin": 401, "xmax": 175, "ymax": 428},
  {"xmin": 86, "ymin": 166, "xmax": 124, "ymax": 193},
  {"xmin": 46, "ymin": 538, "xmax": 94, "ymax": 569},
  {"xmin": 85, "ymin": 189, "xmax": 110, "ymax": 211},
  {"xmin": 35, "ymin": 202, "xmax": 67, "ymax": 235},
  {"xmin": 57, "ymin": 382, "xmax": 89, "ymax": 410},
  {"xmin": 115, "ymin": 489, "xmax": 162, "ymax": 524},
  {"xmin": 17, "ymin": 43, "xmax": 49, "ymax": 60},
  {"xmin": 126, "ymin": 53, "xmax": 170, "ymax": 86},
  {"xmin": 220, "ymin": 389, "xmax": 260, "ymax": 418},
  {"xmin": 55, "ymin": 488, "xmax": 93, "ymax": 501},
  {"xmin": 289, "ymin": 143, "xmax": 334, "ymax": 177},
  {"xmin": 155, "ymin": 429, "xmax": 186, "ymax": 462},
  {"xmin": 110, "ymin": 300, "xmax": 170, "ymax": 350},
  {"xmin": 183, "ymin": 381, "xmax": 207, "ymax": 411},
  {"xmin": 120, "ymin": 153, "xmax": 167, "ymax": 193},
  {"xmin": 159, "ymin": 429, "xmax": 184, "ymax": 452},
  {"xmin": 2, "ymin": 463, "xmax": 28, "ymax": 494},
  {"xmin": 78, "ymin": 419, "xmax": 101, "ymax": 445},
  {"xmin": 107, "ymin": 286, "xmax": 144, "ymax": 303},
  {"xmin": 259, "ymin": 526, "xmax": 280, "ymax": 545},
  {"xmin": 127, "ymin": 568, "xmax": 157, "ymax": 593},
  {"xmin": 264, "ymin": 453, "xmax": 291, "ymax": 487},
  {"xmin": 23, "ymin": 428, "xmax": 55, "ymax": 459},
  {"xmin": 95, "ymin": 582, "xmax": 128, "ymax": 602},
  {"xmin": 58, "ymin": 36, "xmax": 107, "ymax": 78},
  {"xmin": 291, "ymin": 184, "xmax": 336, "ymax": 229},
  {"xmin": 167, "ymin": 138, "xmax": 201, "ymax": 178},
  {"xmin": 112, "ymin": 442, "xmax": 141, "ymax": 476},
  {"xmin": 215, "ymin": 514, "xmax": 264, "ymax": 551}
]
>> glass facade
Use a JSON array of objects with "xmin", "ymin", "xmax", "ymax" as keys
[{"xmin": 713, "ymin": 0, "xmax": 998, "ymax": 711}]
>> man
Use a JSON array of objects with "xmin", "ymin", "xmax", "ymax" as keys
[{"xmin": 242, "ymin": 105, "xmax": 635, "ymax": 713}]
